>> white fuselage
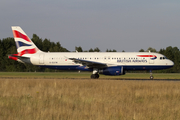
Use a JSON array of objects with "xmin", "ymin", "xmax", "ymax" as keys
[{"xmin": 28, "ymin": 52, "xmax": 174, "ymax": 71}]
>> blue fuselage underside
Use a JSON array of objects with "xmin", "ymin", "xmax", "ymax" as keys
[{"xmin": 39, "ymin": 65, "xmax": 173, "ymax": 71}]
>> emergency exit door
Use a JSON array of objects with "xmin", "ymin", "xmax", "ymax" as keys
[{"xmin": 39, "ymin": 54, "xmax": 44, "ymax": 64}]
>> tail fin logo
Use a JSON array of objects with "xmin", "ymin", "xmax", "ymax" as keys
[
  {"xmin": 13, "ymin": 30, "xmax": 31, "ymax": 42},
  {"xmin": 16, "ymin": 41, "xmax": 32, "ymax": 48},
  {"xmin": 12, "ymin": 26, "xmax": 40, "ymax": 56}
]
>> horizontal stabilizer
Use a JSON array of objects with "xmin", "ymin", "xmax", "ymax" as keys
[
  {"xmin": 8, "ymin": 54, "xmax": 31, "ymax": 64},
  {"xmin": 8, "ymin": 54, "xmax": 29, "ymax": 59}
]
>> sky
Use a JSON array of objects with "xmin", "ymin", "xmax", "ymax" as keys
[{"xmin": 1, "ymin": 0, "xmax": 180, "ymax": 52}]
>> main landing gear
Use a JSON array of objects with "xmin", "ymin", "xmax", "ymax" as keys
[
  {"xmin": 91, "ymin": 74, "xmax": 99, "ymax": 79},
  {"xmin": 91, "ymin": 68, "xmax": 99, "ymax": 79},
  {"xmin": 150, "ymin": 70, "xmax": 154, "ymax": 80}
]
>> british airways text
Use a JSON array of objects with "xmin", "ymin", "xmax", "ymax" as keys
[{"xmin": 117, "ymin": 59, "xmax": 147, "ymax": 63}]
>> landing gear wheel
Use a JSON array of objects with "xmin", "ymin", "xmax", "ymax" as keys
[
  {"xmin": 149, "ymin": 70, "xmax": 154, "ymax": 80},
  {"xmin": 95, "ymin": 74, "xmax": 99, "ymax": 79},
  {"xmin": 90, "ymin": 74, "xmax": 99, "ymax": 79},
  {"xmin": 91, "ymin": 74, "xmax": 95, "ymax": 79},
  {"xmin": 150, "ymin": 75, "xmax": 154, "ymax": 80}
]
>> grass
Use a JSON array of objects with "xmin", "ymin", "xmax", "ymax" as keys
[{"xmin": 0, "ymin": 72, "xmax": 180, "ymax": 119}]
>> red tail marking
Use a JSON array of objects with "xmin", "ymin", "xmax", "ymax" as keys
[
  {"xmin": 13, "ymin": 30, "xmax": 31, "ymax": 42},
  {"xmin": 18, "ymin": 48, "xmax": 37, "ymax": 56},
  {"xmin": 8, "ymin": 54, "xmax": 18, "ymax": 61},
  {"xmin": 8, "ymin": 56, "xmax": 18, "ymax": 61}
]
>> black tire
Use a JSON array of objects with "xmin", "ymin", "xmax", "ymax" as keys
[
  {"xmin": 150, "ymin": 76, "xmax": 154, "ymax": 80},
  {"xmin": 95, "ymin": 74, "xmax": 99, "ymax": 79},
  {"xmin": 91, "ymin": 74, "xmax": 95, "ymax": 79},
  {"xmin": 91, "ymin": 74, "xmax": 99, "ymax": 79}
]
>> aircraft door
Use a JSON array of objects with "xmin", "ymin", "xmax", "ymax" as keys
[
  {"xmin": 39, "ymin": 54, "xmax": 44, "ymax": 64},
  {"xmin": 149, "ymin": 54, "xmax": 154, "ymax": 64}
]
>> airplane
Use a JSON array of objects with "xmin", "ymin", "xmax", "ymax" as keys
[{"xmin": 8, "ymin": 26, "xmax": 174, "ymax": 79}]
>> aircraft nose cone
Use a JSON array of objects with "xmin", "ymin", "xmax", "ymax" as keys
[{"xmin": 170, "ymin": 60, "xmax": 174, "ymax": 66}]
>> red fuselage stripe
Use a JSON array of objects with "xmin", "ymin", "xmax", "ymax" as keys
[{"xmin": 137, "ymin": 55, "xmax": 156, "ymax": 57}]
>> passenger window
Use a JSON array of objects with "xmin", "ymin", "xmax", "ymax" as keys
[{"xmin": 160, "ymin": 57, "xmax": 162, "ymax": 60}]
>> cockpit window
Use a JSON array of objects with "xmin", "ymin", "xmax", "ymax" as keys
[{"xmin": 160, "ymin": 56, "xmax": 167, "ymax": 60}]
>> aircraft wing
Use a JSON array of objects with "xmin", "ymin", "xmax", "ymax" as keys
[{"xmin": 69, "ymin": 58, "xmax": 108, "ymax": 68}]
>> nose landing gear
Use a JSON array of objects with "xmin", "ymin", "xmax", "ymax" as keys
[
  {"xmin": 150, "ymin": 75, "xmax": 154, "ymax": 80},
  {"xmin": 150, "ymin": 70, "xmax": 154, "ymax": 80}
]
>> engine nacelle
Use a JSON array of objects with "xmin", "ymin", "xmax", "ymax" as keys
[{"xmin": 99, "ymin": 66, "xmax": 124, "ymax": 76}]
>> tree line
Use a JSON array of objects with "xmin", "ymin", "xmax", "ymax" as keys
[{"xmin": 0, "ymin": 34, "xmax": 179, "ymax": 73}]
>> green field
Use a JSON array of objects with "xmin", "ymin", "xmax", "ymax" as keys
[{"xmin": 0, "ymin": 72, "xmax": 180, "ymax": 80}]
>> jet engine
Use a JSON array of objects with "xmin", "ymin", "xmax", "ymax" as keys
[{"xmin": 99, "ymin": 66, "xmax": 125, "ymax": 76}]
